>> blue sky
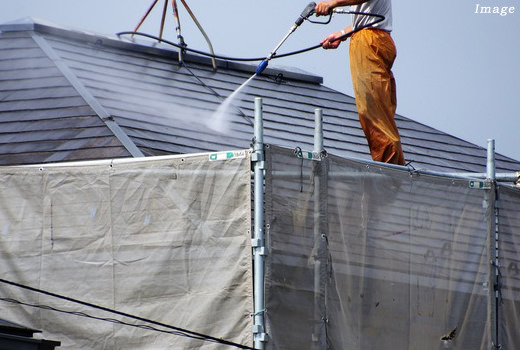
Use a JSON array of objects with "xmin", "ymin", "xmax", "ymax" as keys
[{"xmin": 2, "ymin": 0, "xmax": 519, "ymax": 162}]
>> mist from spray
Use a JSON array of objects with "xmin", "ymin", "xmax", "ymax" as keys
[
  {"xmin": 208, "ymin": 74, "xmax": 257, "ymax": 133},
  {"xmin": 98, "ymin": 73, "xmax": 259, "ymax": 135},
  {"xmin": 97, "ymin": 74, "xmax": 220, "ymax": 132}
]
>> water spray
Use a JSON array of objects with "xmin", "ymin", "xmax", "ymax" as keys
[
  {"xmin": 255, "ymin": 2, "xmax": 317, "ymax": 75},
  {"xmin": 118, "ymin": 4, "xmax": 384, "ymax": 132}
]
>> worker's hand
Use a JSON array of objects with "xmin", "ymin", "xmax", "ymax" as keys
[
  {"xmin": 315, "ymin": 2, "xmax": 334, "ymax": 16},
  {"xmin": 321, "ymin": 32, "xmax": 344, "ymax": 50}
]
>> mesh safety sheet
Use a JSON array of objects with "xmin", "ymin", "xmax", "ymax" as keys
[
  {"xmin": 264, "ymin": 145, "xmax": 514, "ymax": 350},
  {"xmin": 0, "ymin": 151, "xmax": 253, "ymax": 349},
  {"xmin": 497, "ymin": 185, "xmax": 520, "ymax": 349}
]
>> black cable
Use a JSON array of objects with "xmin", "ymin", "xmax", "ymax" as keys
[
  {"xmin": 116, "ymin": 11, "xmax": 385, "ymax": 63},
  {"xmin": 117, "ymin": 31, "xmax": 266, "ymax": 62},
  {"xmin": 0, "ymin": 297, "xmax": 210, "ymax": 341},
  {"xmin": 0, "ymin": 278, "xmax": 255, "ymax": 350}
]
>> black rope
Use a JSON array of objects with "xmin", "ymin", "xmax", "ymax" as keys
[
  {"xmin": 294, "ymin": 146, "xmax": 304, "ymax": 192},
  {"xmin": 0, "ymin": 278, "xmax": 255, "ymax": 350}
]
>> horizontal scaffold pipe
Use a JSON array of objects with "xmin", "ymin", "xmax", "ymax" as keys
[
  {"xmin": 270, "ymin": 170, "xmax": 390, "ymax": 181},
  {"xmin": 439, "ymin": 172, "xmax": 519, "ymax": 182},
  {"xmin": 268, "ymin": 170, "xmax": 519, "ymax": 183}
]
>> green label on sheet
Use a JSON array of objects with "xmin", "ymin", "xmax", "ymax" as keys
[
  {"xmin": 209, "ymin": 150, "xmax": 247, "ymax": 161},
  {"xmin": 295, "ymin": 150, "xmax": 321, "ymax": 161},
  {"xmin": 469, "ymin": 180, "xmax": 490, "ymax": 189}
]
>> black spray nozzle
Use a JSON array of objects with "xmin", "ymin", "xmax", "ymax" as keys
[
  {"xmin": 295, "ymin": 2, "xmax": 316, "ymax": 26},
  {"xmin": 255, "ymin": 59, "xmax": 269, "ymax": 75}
]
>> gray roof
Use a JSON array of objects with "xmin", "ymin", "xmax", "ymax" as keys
[{"xmin": 1, "ymin": 18, "xmax": 519, "ymax": 173}]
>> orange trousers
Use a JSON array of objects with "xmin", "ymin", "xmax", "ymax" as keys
[{"xmin": 350, "ymin": 29, "xmax": 405, "ymax": 165}]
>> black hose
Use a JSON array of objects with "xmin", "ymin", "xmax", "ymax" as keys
[
  {"xmin": 116, "ymin": 11, "xmax": 384, "ymax": 64},
  {"xmin": 117, "ymin": 31, "xmax": 266, "ymax": 62}
]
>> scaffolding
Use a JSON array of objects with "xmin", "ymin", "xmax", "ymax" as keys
[{"xmin": 0, "ymin": 98, "xmax": 519, "ymax": 349}]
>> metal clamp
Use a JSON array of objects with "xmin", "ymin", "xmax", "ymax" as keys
[{"xmin": 252, "ymin": 324, "xmax": 269, "ymax": 343}]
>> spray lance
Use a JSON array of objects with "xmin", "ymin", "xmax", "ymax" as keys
[
  {"xmin": 254, "ymin": 4, "xmax": 384, "ymax": 75},
  {"xmin": 255, "ymin": 2, "xmax": 317, "ymax": 75}
]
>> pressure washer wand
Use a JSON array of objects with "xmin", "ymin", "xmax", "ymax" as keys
[
  {"xmin": 255, "ymin": 30, "xmax": 293, "ymax": 75},
  {"xmin": 256, "ymin": 2, "xmax": 316, "ymax": 75}
]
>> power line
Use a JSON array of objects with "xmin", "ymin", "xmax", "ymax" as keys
[
  {"xmin": 0, "ymin": 278, "xmax": 255, "ymax": 350},
  {"xmin": 0, "ymin": 297, "xmax": 204, "ymax": 339}
]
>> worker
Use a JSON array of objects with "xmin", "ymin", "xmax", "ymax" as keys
[{"xmin": 316, "ymin": 0, "xmax": 405, "ymax": 165}]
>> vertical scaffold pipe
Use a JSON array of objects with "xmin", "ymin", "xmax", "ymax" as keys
[
  {"xmin": 314, "ymin": 109, "xmax": 323, "ymax": 153},
  {"xmin": 486, "ymin": 139, "xmax": 498, "ymax": 349},
  {"xmin": 312, "ymin": 108, "xmax": 324, "ymax": 348},
  {"xmin": 253, "ymin": 97, "xmax": 267, "ymax": 349},
  {"xmin": 487, "ymin": 139, "xmax": 496, "ymax": 180}
]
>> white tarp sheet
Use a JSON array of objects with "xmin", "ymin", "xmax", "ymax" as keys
[
  {"xmin": 0, "ymin": 151, "xmax": 253, "ymax": 349},
  {"xmin": 2, "ymin": 144, "xmax": 519, "ymax": 350}
]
